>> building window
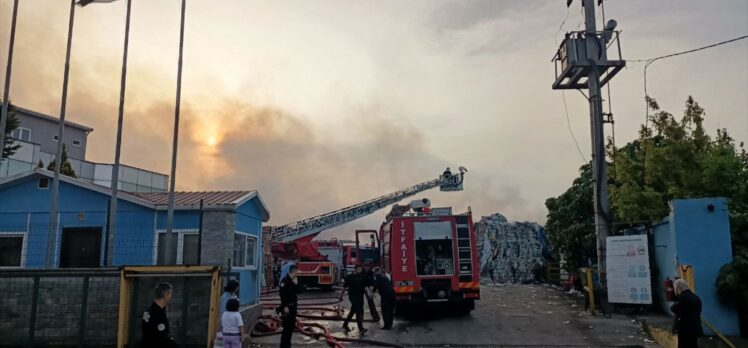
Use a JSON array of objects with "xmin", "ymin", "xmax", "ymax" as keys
[
  {"xmin": 155, "ymin": 231, "xmax": 199, "ymax": 265},
  {"xmin": 72, "ymin": 139, "xmax": 81, "ymax": 147},
  {"xmin": 11, "ymin": 127, "xmax": 31, "ymax": 142},
  {"xmin": 53, "ymin": 135, "xmax": 59, "ymax": 142},
  {"xmin": 0, "ymin": 233, "xmax": 25, "ymax": 268},
  {"xmin": 38, "ymin": 178, "xmax": 49, "ymax": 189},
  {"xmin": 233, "ymin": 233, "xmax": 257, "ymax": 269}
]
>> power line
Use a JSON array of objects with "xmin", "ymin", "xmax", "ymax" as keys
[
  {"xmin": 628, "ymin": 35, "xmax": 747, "ymax": 63},
  {"xmin": 561, "ymin": 91, "xmax": 588, "ymax": 163},
  {"xmin": 628, "ymin": 35, "xmax": 748, "ymax": 128}
]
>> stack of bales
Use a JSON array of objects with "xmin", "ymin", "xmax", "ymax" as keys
[{"xmin": 475, "ymin": 213, "xmax": 549, "ymax": 283}]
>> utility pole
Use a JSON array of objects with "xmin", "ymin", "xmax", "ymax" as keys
[
  {"xmin": 106, "ymin": 0, "xmax": 133, "ymax": 266},
  {"xmin": 163, "ymin": 0, "xmax": 187, "ymax": 265},
  {"xmin": 0, "ymin": 0, "xmax": 19, "ymax": 166},
  {"xmin": 552, "ymin": 0, "xmax": 625, "ymax": 286},
  {"xmin": 48, "ymin": 0, "xmax": 77, "ymax": 268},
  {"xmin": 582, "ymin": 0, "xmax": 610, "ymax": 280}
]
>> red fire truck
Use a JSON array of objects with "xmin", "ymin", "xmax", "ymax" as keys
[
  {"xmin": 377, "ymin": 201, "xmax": 480, "ymax": 314},
  {"xmin": 269, "ymin": 167, "xmax": 468, "ymax": 291}
]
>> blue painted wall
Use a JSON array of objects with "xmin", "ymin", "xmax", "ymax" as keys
[
  {"xmin": 0, "ymin": 175, "xmax": 157, "ymax": 267},
  {"xmin": 652, "ymin": 219, "xmax": 675, "ymax": 314},
  {"xmin": 670, "ymin": 198, "xmax": 739, "ymax": 336},
  {"xmin": 651, "ymin": 198, "xmax": 739, "ymax": 335},
  {"xmin": 0, "ymin": 173, "xmax": 266, "ymax": 306},
  {"xmin": 235, "ymin": 201, "xmax": 264, "ymax": 304}
]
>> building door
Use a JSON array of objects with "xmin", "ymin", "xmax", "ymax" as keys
[{"xmin": 60, "ymin": 227, "xmax": 102, "ymax": 268}]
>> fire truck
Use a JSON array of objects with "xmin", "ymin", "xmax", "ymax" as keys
[
  {"xmin": 377, "ymin": 200, "xmax": 480, "ymax": 314},
  {"xmin": 269, "ymin": 167, "xmax": 468, "ymax": 290}
]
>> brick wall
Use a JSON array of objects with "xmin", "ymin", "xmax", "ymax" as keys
[{"xmin": 200, "ymin": 209, "xmax": 236, "ymax": 268}]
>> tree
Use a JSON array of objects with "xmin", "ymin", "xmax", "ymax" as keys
[
  {"xmin": 546, "ymin": 95, "xmax": 748, "ymax": 277},
  {"xmin": 609, "ymin": 96, "xmax": 747, "ymax": 256},
  {"xmin": 545, "ymin": 163, "xmax": 597, "ymax": 272},
  {"xmin": 2, "ymin": 103, "xmax": 21, "ymax": 159},
  {"xmin": 47, "ymin": 144, "xmax": 77, "ymax": 178}
]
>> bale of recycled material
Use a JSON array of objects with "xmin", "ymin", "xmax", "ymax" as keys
[{"xmin": 475, "ymin": 213, "xmax": 549, "ymax": 284}]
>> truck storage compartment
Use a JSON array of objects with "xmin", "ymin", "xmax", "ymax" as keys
[{"xmin": 414, "ymin": 221, "xmax": 455, "ymax": 276}]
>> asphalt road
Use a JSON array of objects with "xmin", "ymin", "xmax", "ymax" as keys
[{"xmin": 252, "ymin": 283, "xmax": 657, "ymax": 347}]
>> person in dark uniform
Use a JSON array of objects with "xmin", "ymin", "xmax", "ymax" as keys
[
  {"xmin": 141, "ymin": 282, "xmax": 177, "ymax": 348},
  {"xmin": 363, "ymin": 264, "xmax": 380, "ymax": 322},
  {"xmin": 279, "ymin": 264, "xmax": 300, "ymax": 348},
  {"xmin": 373, "ymin": 267, "xmax": 395, "ymax": 330},
  {"xmin": 671, "ymin": 279, "xmax": 703, "ymax": 348},
  {"xmin": 342, "ymin": 265, "xmax": 367, "ymax": 335}
]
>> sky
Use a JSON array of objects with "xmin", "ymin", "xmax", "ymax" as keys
[{"xmin": 0, "ymin": 0, "xmax": 746, "ymax": 239}]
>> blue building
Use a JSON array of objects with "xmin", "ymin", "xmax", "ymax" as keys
[
  {"xmin": 652, "ymin": 197, "xmax": 739, "ymax": 336},
  {"xmin": 0, "ymin": 168, "xmax": 270, "ymax": 305}
]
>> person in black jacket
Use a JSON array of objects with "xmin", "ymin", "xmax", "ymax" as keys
[
  {"xmin": 671, "ymin": 279, "xmax": 703, "ymax": 348},
  {"xmin": 373, "ymin": 267, "xmax": 396, "ymax": 329},
  {"xmin": 141, "ymin": 282, "xmax": 177, "ymax": 348},
  {"xmin": 342, "ymin": 265, "xmax": 367, "ymax": 335},
  {"xmin": 279, "ymin": 265, "xmax": 300, "ymax": 348}
]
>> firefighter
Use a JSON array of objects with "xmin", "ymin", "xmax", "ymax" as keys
[
  {"xmin": 373, "ymin": 267, "xmax": 395, "ymax": 330},
  {"xmin": 363, "ymin": 264, "xmax": 381, "ymax": 322},
  {"xmin": 279, "ymin": 264, "xmax": 300, "ymax": 348},
  {"xmin": 141, "ymin": 282, "xmax": 178, "ymax": 348},
  {"xmin": 342, "ymin": 265, "xmax": 368, "ymax": 335},
  {"xmin": 671, "ymin": 279, "xmax": 703, "ymax": 348}
]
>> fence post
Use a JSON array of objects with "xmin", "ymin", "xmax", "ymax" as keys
[
  {"xmin": 27, "ymin": 276, "xmax": 40, "ymax": 348},
  {"xmin": 77, "ymin": 276, "xmax": 90, "ymax": 347}
]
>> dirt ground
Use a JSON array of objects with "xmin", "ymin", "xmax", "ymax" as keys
[{"xmin": 251, "ymin": 283, "xmax": 658, "ymax": 347}]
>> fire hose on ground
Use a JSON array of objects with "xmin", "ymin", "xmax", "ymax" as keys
[{"xmin": 252, "ymin": 289, "xmax": 403, "ymax": 348}]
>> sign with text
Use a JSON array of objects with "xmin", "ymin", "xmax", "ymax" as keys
[{"xmin": 606, "ymin": 235, "xmax": 652, "ymax": 304}]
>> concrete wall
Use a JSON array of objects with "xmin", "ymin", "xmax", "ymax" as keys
[
  {"xmin": 16, "ymin": 111, "xmax": 88, "ymax": 161},
  {"xmin": 0, "ymin": 272, "xmax": 216, "ymax": 347},
  {"xmin": 0, "ymin": 275, "xmax": 120, "ymax": 347}
]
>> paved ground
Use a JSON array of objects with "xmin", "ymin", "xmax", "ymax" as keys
[{"xmin": 252, "ymin": 283, "xmax": 657, "ymax": 347}]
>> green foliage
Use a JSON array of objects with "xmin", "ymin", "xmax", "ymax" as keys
[
  {"xmin": 545, "ymin": 164, "xmax": 596, "ymax": 272},
  {"xmin": 546, "ymin": 95, "xmax": 748, "ymax": 275},
  {"xmin": 2, "ymin": 103, "xmax": 21, "ymax": 159},
  {"xmin": 716, "ymin": 255, "xmax": 748, "ymax": 310},
  {"xmin": 47, "ymin": 144, "xmax": 77, "ymax": 178},
  {"xmin": 610, "ymin": 96, "xmax": 747, "ymax": 226}
]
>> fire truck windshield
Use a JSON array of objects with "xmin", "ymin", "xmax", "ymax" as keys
[{"xmin": 414, "ymin": 221, "xmax": 455, "ymax": 276}]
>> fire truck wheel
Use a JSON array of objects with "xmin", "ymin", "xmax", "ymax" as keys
[{"xmin": 451, "ymin": 300, "xmax": 474, "ymax": 316}]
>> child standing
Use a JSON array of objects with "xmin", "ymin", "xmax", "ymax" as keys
[{"xmin": 221, "ymin": 299, "xmax": 244, "ymax": 348}]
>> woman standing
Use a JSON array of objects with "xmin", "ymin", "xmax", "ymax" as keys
[{"xmin": 671, "ymin": 279, "xmax": 703, "ymax": 348}]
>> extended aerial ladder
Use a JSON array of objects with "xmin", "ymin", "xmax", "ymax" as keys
[{"xmin": 270, "ymin": 166, "xmax": 467, "ymax": 244}]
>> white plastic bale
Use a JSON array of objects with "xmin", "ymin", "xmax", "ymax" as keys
[{"xmin": 475, "ymin": 213, "xmax": 547, "ymax": 284}]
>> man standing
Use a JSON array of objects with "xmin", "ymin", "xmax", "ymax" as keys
[
  {"xmin": 273, "ymin": 258, "xmax": 282, "ymax": 288},
  {"xmin": 279, "ymin": 265, "xmax": 300, "ymax": 348},
  {"xmin": 342, "ymin": 265, "xmax": 367, "ymax": 335},
  {"xmin": 363, "ymin": 264, "xmax": 380, "ymax": 322},
  {"xmin": 373, "ymin": 267, "xmax": 395, "ymax": 329},
  {"xmin": 141, "ymin": 282, "xmax": 177, "ymax": 348},
  {"xmin": 671, "ymin": 279, "xmax": 703, "ymax": 348}
]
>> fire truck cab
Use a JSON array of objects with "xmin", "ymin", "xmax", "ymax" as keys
[{"xmin": 379, "ymin": 202, "xmax": 480, "ymax": 314}]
